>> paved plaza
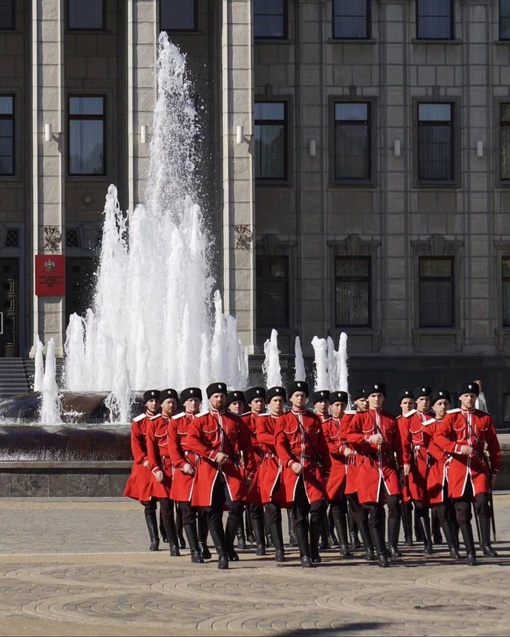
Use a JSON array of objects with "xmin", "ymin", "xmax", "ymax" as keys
[{"xmin": 0, "ymin": 496, "xmax": 509, "ymax": 637}]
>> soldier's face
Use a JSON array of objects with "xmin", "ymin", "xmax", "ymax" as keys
[
  {"xmin": 355, "ymin": 397, "xmax": 368, "ymax": 412},
  {"xmin": 291, "ymin": 391, "xmax": 307, "ymax": 410},
  {"xmin": 184, "ymin": 397, "xmax": 201, "ymax": 414},
  {"xmin": 145, "ymin": 398, "xmax": 160, "ymax": 414},
  {"xmin": 367, "ymin": 392, "xmax": 384, "ymax": 409},
  {"xmin": 210, "ymin": 393, "xmax": 226, "ymax": 410},
  {"xmin": 269, "ymin": 396, "xmax": 285, "ymax": 415},
  {"xmin": 250, "ymin": 397, "xmax": 265, "ymax": 413},
  {"xmin": 314, "ymin": 399, "xmax": 330, "ymax": 415},
  {"xmin": 400, "ymin": 397, "xmax": 415, "ymax": 414},
  {"xmin": 432, "ymin": 398, "xmax": 449, "ymax": 418},
  {"xmin": 460, "ymin": 393, "xmax": 477, "ymax": 410},
  {"xmin": 416, "ymin": 396, "xmax": 430, "ymax": 412},
  {"xmin": 162, "ymin": 398, "xmax": 177, "ymax": 416},
  {"xmin": 331, "ymin": 401, "xmax": 346, "ymax": 418},
  {"xmin": 228, "ymin": 400, "xmax": 244, "ymax": 414}
]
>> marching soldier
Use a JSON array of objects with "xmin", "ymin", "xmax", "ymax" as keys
[
  {"xmin": 186, "ymin": 382, "xmax": 256, "ymax": 569},
  {"xmin": 242, "ymin": 386, "xmax": 267, "ymax": 556},
  {"xmin": 123, "ymin": 389, "xmax": 163, "ymax": 551},
  {"xmin": 421, "ymin": 389, "xmax": 460, "ymax": 559},
  {"xmin": 256, "ymin": 385, "xmax": 288, "ymax": 562},
  {"xmin": 345, "ymin": 382, "xmax": 403, "ymax": 567},
  {"xmin": 399, "ymin": 386, "xmax": 434, "ymax": 554},
  {"xmin": 322, "ymin": 390, "xmax": 353, "ymax": 556},
  {"xmin": 434, "ymin": 381, "xmax": 501, "ymax": 565},
  {"xmin": 312, "ymin": 389, "xmax": 333, "ymax": 550},
  {"xmin": 274, "ymin": 381, "xmax": 331, "ymax": 568},
  {"xmin": 397, "ymin": 388, "xmax": 415, "ymax": 547},
  {"xmin": 146, "ymin": 388, "xmax": 181, "ymax": 556},
  {"xmin": 168, "ymin": 387, "xmax": 210, "ymax": 563}
]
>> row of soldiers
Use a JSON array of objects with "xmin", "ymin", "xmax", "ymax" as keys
[{"xmin": 124, "ymin": 378, "xmax": 501, "ymax": 569}]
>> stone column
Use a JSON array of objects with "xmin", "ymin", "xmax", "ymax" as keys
[
  {"xmin": 220, "ymin": 0, "xmax": 255, "ymax": 352},
  {"xmin": 31, "ymin": 0, "xmax": 65, "ymax": 355}
]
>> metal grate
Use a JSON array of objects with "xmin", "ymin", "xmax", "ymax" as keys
[
  {"xmin": 66, "ymin": 228, "xmax": 80, "ymax": 248},
  {"xmin": 4, "ymin": 229, "xmax": 19, "ymax": 248}
]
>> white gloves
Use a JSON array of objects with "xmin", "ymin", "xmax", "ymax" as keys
[
  {"xmin": 152, "ymin": 468, "xmax": 164, "ymax": 482},
  {"xmin": 215, "ymin": 452, "xmax": 229, "ymax": 465},
  {"xmin": 182, "ymin": 463, "xmax": 194, "ymax": 475},
  {"xmin": 291, "ymin": 462, "xmax": 302, "ymax": 475}
]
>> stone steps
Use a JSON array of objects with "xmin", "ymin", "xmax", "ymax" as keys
[{"xmin": 0, "ymin": 358, "xmax": 64, "ymax": 400}]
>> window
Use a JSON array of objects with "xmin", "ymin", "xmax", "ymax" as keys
[
  {"xmin": 416, "ymin": 0, "xmax": 453, "ymax": 40},
  {"xmin": 502, "ymin": 258, "xmax": 510, "ymax": 326},
  {"xmin": 417, "ymin": 103, "xmax": 454, "ymax": 182},
  {"xmin": 0, "ymin": 0, "xmax": 14, "ymax": 29},
  {"xmin": 335, "ymin": 257, "xmax": 371, "ymax": 327},
  {"xmin": 501, "ymin": 1, "xmax": 510, "ymax": 40},
  {"xmin": 0, "ymin": 96, "xmax": 14, "ymax": 176},
  {"xmin": 160, "ymin": 0, "xmax": 197, "ymax": 32},
  {"xmin": 254, "ymin": 0, "xmax": 286, "ymax": 39},
  {"xmin": 419, "ymin": 257, "xmax": 454, "ymax": 328},
  {"xmin": 254, "ymin": 102, "xmax": 287, "ymax": 180},
  {"xmin": 68, "ymin": 0, "xmax": 104, "ymax": 30},
  {"xmin": 256, "ymin": 256, "xmax": 289, "ymax": 328},
  {"xmin": 332, "ymin": 0, "xmax": 370, "ymax": 39},
  {"xmin": 500, "ymin": 104, "xmax": 510, "ymax": 181},
  {"xmin": 334, "ymin": 102, "xmax": 372, "ymax": 181},
  {"xmin": 68, "ymin": 96, "xmax": 105, "ymax": 176}
]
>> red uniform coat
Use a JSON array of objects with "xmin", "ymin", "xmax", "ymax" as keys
[
  {"xmin": 399, "ymin": 409, "xmax": 433, "ymax": 504},
  {"xmin": 123, "ymin": 412, "xmax": 158, "ymax": 502},
  {"xmin": 274, "ymin": 409, "xmax": 331, "ymax": 504},
  {"xmin": 396, "ymin": 414, "xmax": 411, "ymax": 503},
  {"xmin": 241, "ymin": 411, "xmax": 264, "ymax": 506},
  {"xmin": 146, "ymin": 414, "xmax": 173, "ymax": 498},
  {"xmin": 321, "ymin": 415, "xmax": 349, "ymax": 501},
  {"xmin": 185, "ymin": 408, "xmax": 256, "ymax": 507},
  {"xmin": 255, "ymin": 413, "xmax": 287, "ymax": 506},
  {"xmin": 168, "ymin": 412, "xmax": 199, "ymax": 503},
  {"xmin": 340, "ymin": 411, "xmax": 360, "ymax": 496},
  {"xmin": 345, "ymin": 408, "xmax": 402, "ymax": 504},
  {"xmin": 421, "ymin": 416, "xmax": 448, "ymax": 505},
  {"xmin": 434, "ymin": 408, "xmax": 501, "ymax": 498}
]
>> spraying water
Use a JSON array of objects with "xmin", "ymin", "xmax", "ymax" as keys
[
  {"xmin": 40, "ymin": 338, "xmax": 62, "ymax": 424},
  {"xmin": 312, "ymin": 336, "xmax": 329, "ymax": 391},
  {"xmin": 262, "ymin": 329, "xmax": 283, "ymax": 387},
  {"xmin": 294, "ymin": 336, "xmax": 306, "ymax": 382},
  {"xmin": 33, "ymin": 337, "xmax": 44, "ymax": 392},
  {"xmin": 63, "ymin": 33, "xmax": 248, "ymax": 419}
]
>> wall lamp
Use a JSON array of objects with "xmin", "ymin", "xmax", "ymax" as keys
[
  {"xmin": 309, "ymin": 140, "xmax": 317, "ymax": 157},
  {"xmin": 393, "ymin": 139, "xmax": 401, "ymax": 157},
  {"xmin": 236, "ymin": 125, "xmax": 244, "ymax": 144},
  {"xmin": 44, "ymin": 123, "xmax": 52, "ymax": 143},
  {"xmin": 476, "ymin": 140, "xmax": 484, "ymax": 157},
  {"xmin": 140, "ymin": 125, "xmax": 149, "ymax": 144}
]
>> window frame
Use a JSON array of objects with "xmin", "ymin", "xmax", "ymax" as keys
[
  {"xmin": 255, "ymin": 254, "xmax": 290, "ymax": 329},
  {"xmin": 0, "ymin": 94, "xmax": 15, "ymax": 177},
  {"xmin": 254, "ymin": 0, "xmax": 287, "ymax": 40},
  {"xmin": 160, "ymin": 0, "xmax": 198, "ymax": 33},
  {"xmin": 331, "ymin": 98, "xmax": 375, "ymax": 185},
  {"xmin": 498, "ymin": 100, "xmax": 510, "ymax": 184},
  {"xmin": 254, "ymin": 100, "xmax": 289, "ymax": 183},
  {"xmin": 67, "ymin": 0, "xmax": 105, "ymax": 31},
  {"xmin": 0, "ymin": 0, "xmax": 14, "ymax": 30},
  {"xmin": 418, "ymin": 256, "xmax": 455, "ymax": 329},
  {"xmin": 500, "ymin": 0, "xmax": 510, "ymax": 41},
  {"xmin": 414, "ymin": 99, "xmax": 458, "ymax": 186},
  {"xmin": 67, "ymin": 95, "xmax": 106, "ymax": 177},
  {"xmin": 332, "ymin": 0, "xmax": 371, "ymax": 41},
  {"xmin": 502, "ymin": 257, "xmax": 510, "ymax": 327},
  {"xmin": 334, "ymin": 256, "xmax": 372, "ymax": 328},
  {"xmin": 416, "ymin": 0, "xmax": 454, "ymax": 41}
]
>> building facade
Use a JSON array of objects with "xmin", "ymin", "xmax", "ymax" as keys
[{"xmin": 1, "ymin": 0, "xmax": 510, "ymax": 422}]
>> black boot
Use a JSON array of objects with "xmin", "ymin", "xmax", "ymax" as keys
[
  {"xmin": 334, "ymin": 514, "xmax": 353, "ymax": 557},
  {"xmin": 183, "ymin": 523, "xmax": 204, "ymax": 563},
  {"xmin": 287, "ymin": 509, "xmax": 297, "ymax": 546},
  {"xmin": 402, "ymin": 502, "xmax": 413, "ymax": 546},
  {"xmin": 208, "ymin": 516, "xmax": 229, "ymax": 570},
  {"xmin": 144, "ymin": 507, "xmax": 159, "ymax": 551},
  {"xmin": 310, "ymin": 517, "xmax": 322, "ymax": 563},
  {"xmin": 225, "ymin": 513, "xmax": 240, "ymax": 561},
  {"xmin": 387, "ymin": 517, "xmax": 402, "ymax": 559},
  {"xmin": 270, "ymin": 523, "xmax": 286, "ymax": 563},
  {"xmin": 318, "ymin": 511, "xmax": 329, "ymax": 551},
  {"xmin": 161, "ymin": 502, "xmax": 180, "ymax": 557},
  {"xmin": 440, "ymin": 516, "xmax": 461, "ymax": 560},
  {"xmin": 371, "ymin": 525, "xmax": 389, "ymax": 568},
  {"xmin": 479, "ymin": 515, "xmax": 498, "ymax": 557},
  {"xmin": 460, "ymin": 523, "xmax": 477, "ymax": 566},
  {"xmin": 295, "ymin": 524, "xmax": 315, "ymax": 568},
  {"xmin": 418, "ymin": 514, "xmax": 433, "ymax": 555},
  {"xmin": 357, "ymin": 515, "xmax": 375, "ymax": 560},
  {"xmin": 245, "ymin": 510, "xmax": 255, "ymax": 544},
  {"xmin": 236, "ymin": 516, "xmax": 247, "ymax": 549},
  {"xmin": 198, "ymin": 512, "xmax": 212, "ymax": 560},
  {"xmin": 176, "ymin": 505, "xmax": 186, "ymax": 549},
  {"xmin": 251, "ymin": 512, "xmax": 267, "ymax": 556},
  {"xmin": 432, "ymin": 510, "xmax": 443, "ymax": 545}
]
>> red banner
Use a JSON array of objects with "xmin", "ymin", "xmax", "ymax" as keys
[{"xmin": 35, "ymin": 255, "xmax": 65, "ymax": 296}]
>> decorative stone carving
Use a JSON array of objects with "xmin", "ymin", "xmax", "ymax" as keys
[
  {"xmin": 43, "ymin": 226, "xmax": 62, "ymax": 253},
  {"xmin": 234, "ymin": 224, "xmax": 253, "ymax": 251}
]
